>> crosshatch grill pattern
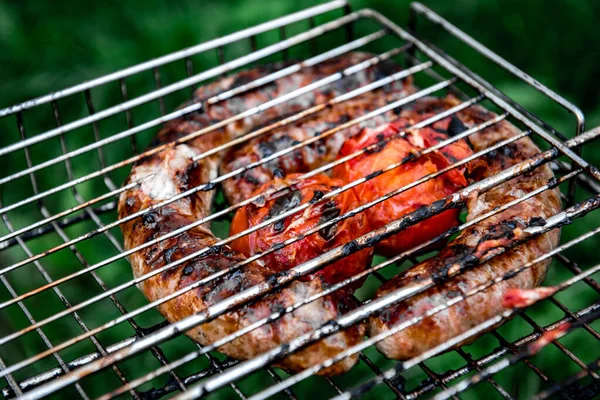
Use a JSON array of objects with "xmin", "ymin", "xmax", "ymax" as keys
[{"xmin": 0, "ymin": 1, "xmax": 599, "ymax": 399}]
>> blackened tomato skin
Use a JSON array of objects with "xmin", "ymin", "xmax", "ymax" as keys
[
  {"xmin": 333, "ymin": 115, "xmax": 473, "ymax": 256},
  {"xmin": 230, "ymin": 173, "xmax": 373, "ymax": 286}
]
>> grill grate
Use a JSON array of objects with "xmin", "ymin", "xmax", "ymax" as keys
[{"xmin": 0, "ymin": 1, "xmax": 599, "ymax": 399}]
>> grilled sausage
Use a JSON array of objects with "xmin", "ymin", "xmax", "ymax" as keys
[
  {"xmin": 118, "ymin": 53, "xmax": 414, "ymax": 375},
  {"xmin": 368, "ymin": 96, "xmax": 561, "ymax": 360}
]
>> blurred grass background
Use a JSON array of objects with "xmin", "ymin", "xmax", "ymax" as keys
[{"xmin": 0, "ymin": 0, "xmax": 599, "ymax": 399}]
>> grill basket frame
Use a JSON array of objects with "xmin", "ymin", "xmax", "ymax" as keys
[{"xmin": 0, "ymin": 2, "xmax": 599, "ymax": 399}]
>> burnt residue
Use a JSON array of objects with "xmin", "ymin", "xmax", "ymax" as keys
[
  {"xmin": 142, "ymin": 212, "xmax": 159, "ymax": 229},
  {"xmin": 178, "ymin": 160, "xmax": 199, "ymax": 191},
  {"xmin": 204, "ymin": 244, "xmax": 223, "ymax": 257},
  {"xmin": 322, "ymin": 319, "xmax": 341, "ymax": 330},
  {"xmin": 341, "ymin": 240, "xmax": 360, "ymax": 257},
  {"xmin": 202, "ymin": 181, "xmax": 218, "ymax": 192},
  {"xmin": 318, "ymin": 202, "xmax": 341, "ymax": 241},
  {"xmin": 265, "ymin": 270, "xmax": 290, "ymax": 287},
  {"xmin": 273, "ymin": 219, "xmax": 286, "ymax": 233},
  {"xmin": 244, "ymin": 173, "xmax": 260, "ymax": 185},
  {"xmin": 266, "ymin": 190, "xmax": 303, "ymax": 220},
  {"xmin": 365, "ymin": 170, "xmax": 383, "ymax": 180},
  {"xmin": 363, "ymin": 231, "xmax": 388, "ymax": 248},
  {"xmin": 252, "ymin": 195, "xmax": 266, "ymax": 207},
  {"xmin": 447, "ymin": 115, "xmax": 467, "ymax": 137},
  {"xmin": 316, "ymin": 143, "xmax": 327, "ymax": 155},
  {"xmin": 528, "ymin": 217, "xmax": 547, "ymax": 227},
  {"xmin": 365, "ymin": 134, "xmax": 388, "ymax": 155},
  {"xmin": 271, "ymin": 242, "xmax": 285, "ymax": 251},
  {"xmin": 431, "ymin": 245, "xmax": 479, "ymax": 284},
  {"xmin": 268, "ymin": 300, "xmax": 287, "ymax": 315},
  {"xmin": 144, "ymin": 247, "xmax": 159, "ymax": 264},
  {"xmin": 480, "ymin": 220, "xmax": 518, "ymax": 243},
  {"xmin": 547, "ymin": 176, "xmax": 559, "ymax": 188},
  {"xmin": 310, "ymin": 190, "xmax": 325, "ymax": 204},
  {"xmin": 164, "ymin": 246, "xmax": 178, "ymax": 264},
  {"xmin": 562, "ymin": 194, "xmax": 600, "ymax": 224},
  {"xmin": 401, "ymin": 153, "xmax": 417, "ymax": 164},
  {"xmin": 258, "ymin": 141, "xmax": 278, "ymax": 158},
  {"xmin": 484, "ymin": 143, "xmax": 519, "ymax": 168},
  {"xmin": 332, "ymin": 114, "xmax": 349, "ymax": 125}
]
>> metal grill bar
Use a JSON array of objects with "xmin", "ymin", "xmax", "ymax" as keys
[
  {"xmin": 4, "ymin": 101, "xmax": 600, "ymax": 398},
  {"xmin": 408, "ymin": 2, "xmax": 585, "ymax": 132},
  {"xmin": 1, "ymin": 335, "xmax": 136, "ymax": 398},
  {"xmin": 433, "ymin": 307, "xmax": 600, "ymax": 399},
  {"xmin": 0, "ymin": 66, "xmax": 438, "ymax": 321},
  {"xmin": 336, "ymin": 214, "xmax": 600, "ymax": 400},
  {"xmin": 1, "ymin": 4, "xmax": 598, "ymax": 400},
  {"xmin": 0, "ymin": 273, "xmax": 88, "ymax": 400},
  {"xmin": 21, "ymin": 97, "xmax": 174, "ymax": 398},
  {"xmin": 0, "ymin": 103, "xmax": 201, "ymax": 186},
  {"xmin": 534, "ymin": 358, "xmax": 600, "ymax": 400},
  {"xmin": 0, "ymin": 25, "xmax": 394, "ymax": 215},
  {"xmin": 339, "ymin": 300, "xmax": 600, "ymax": 400},
  {"xmin": 407, "ymin": 301, "xmax": 600, "ymax": 399},
  {"xmin": 0, "ymin": 201, "xmax": 117, "ymax": 251},
  {"xmin": 0, "ymin": 28, "xmax": 395, "ymax": 188},
  {"xmin": 0, "ymin": 30, "xmax": 404, "ymax": 249}
]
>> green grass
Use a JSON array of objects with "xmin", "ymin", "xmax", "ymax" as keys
[{"xmin": 0, "ymin": 0, "xmax": 599, "ymax": 399}]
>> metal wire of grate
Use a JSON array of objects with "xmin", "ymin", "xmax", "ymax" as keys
[{"xmin": 0, "ymin": 1, "xmax": 599, "ymax": 399}]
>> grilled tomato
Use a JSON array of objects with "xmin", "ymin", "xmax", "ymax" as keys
[
  {"xmin": 230, "ymin": 173, "xmax": 373, "ymax": 286},
  {"xmin": 332, "ymin": 114, "xmax": 473, "ymax": 256}
]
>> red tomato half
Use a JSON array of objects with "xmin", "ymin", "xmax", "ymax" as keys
[
  {"xmin": 332, "ymin": 114, "xmax": 473, "ymax": 256},
  {"xmin": 230, "ymin": 173, "xmax": 373, "ymax": 286}
]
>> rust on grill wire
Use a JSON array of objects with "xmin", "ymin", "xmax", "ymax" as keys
[{"xmin": 0, "ymin": 1, "xmax": 599, "ymax": 400}]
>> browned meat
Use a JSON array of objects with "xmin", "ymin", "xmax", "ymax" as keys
[
  {"xmin": 368, "ymin": 96, "xmax": 561, "ymax": 360},
  {"xmin": 118, "ymin": 52, "xmax": 414, "ymax": 375}
]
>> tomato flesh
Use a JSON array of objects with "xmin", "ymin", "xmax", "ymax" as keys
[
  {"xmin": 230, "ymin": 174, "xmax": 373, "ymax": 286},
  {"xmin": 332, "ymin": 114, "xmax": 473, "ymax": 256}
]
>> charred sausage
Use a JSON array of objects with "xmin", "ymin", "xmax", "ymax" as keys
[{"xmin": 368, "ymin": 96, "xmax": 561, "ymax": 359}]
